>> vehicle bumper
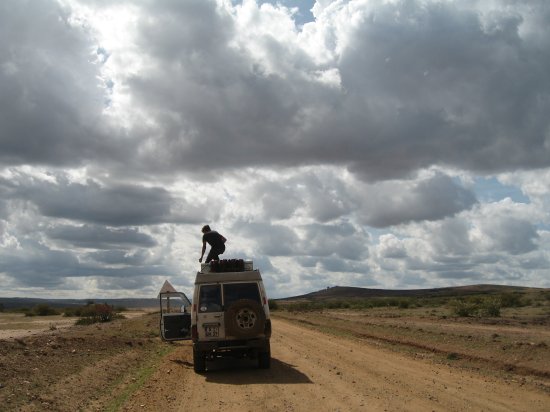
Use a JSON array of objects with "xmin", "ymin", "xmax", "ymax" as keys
[{"xmin": 194, "ymin": 337, "xmax": 270, "ymax": 353}]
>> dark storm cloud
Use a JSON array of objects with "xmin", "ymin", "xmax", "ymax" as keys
[
  {"xmin": 2, "ymin": 0, "xmax": 550, "ymax": 296},
  {"xmin": 33, "ymin": 182, "xmax": 172, "ymax": 225},
  {"xmin": 0, "ymin": 199, "xmax": 7, "ymax": 220},
  {"xmin": 0, "ymin": 237, "xmax": 176, "ymax": 288},
  {"xmin": 357, "ymin": 173, "xmax": 477, "ymax": 227},
  {"xmin": 1, "ymin": 174, "xmax": 202, "ymax": 226},
  {"xmin": 124, "ymin": 0, "xmax": 333, "ymax": 172},
  {"xmin": 0, "ymin": 0, "xmax": 122, "ymax": 167},
  {"xmin": 120, "ymin": 0, "xmax": 550, "ymax": 180},
  {"xmin": 333, "ymin": 0, "xmax": 550, "ymax": 179},
  {"xmin": 0, "ymin": 239, "xmax": 80, "ymax": 287},
  {"xmin": 47, "ymin": 225, "xmax": 157, "ymax": 249},
  {"xmin": 246, "ymin": 169, "xmax": 476, "ymax": 228},
  {"xmin": 3, "ymin": 0, "xmax": 549, "ymax": 179}
]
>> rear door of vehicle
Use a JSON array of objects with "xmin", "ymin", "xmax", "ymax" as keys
[
  {"xmin": 160, "ymin": 291, "xmax": 192, "ymax": 341},
  {"xmin": 222, "ymin": 282, "xmax": 267, "ymax": 339},
  {"xmin": 223, "ymin": 282, "xmax": 261, "ymax": 307},
  {"xmin": 196, "ymin": 284, "xmax": 225, "ymax": 340}
]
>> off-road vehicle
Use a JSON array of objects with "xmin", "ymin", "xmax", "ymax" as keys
[{"xmin": 159, "ymin": 260, "xmax": 271, "ymax": 373}]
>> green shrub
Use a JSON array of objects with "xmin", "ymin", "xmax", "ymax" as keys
[
  {"xmin": 268, "ymin": 300, "xmax": 279, "ymax": 311},
  {"xmin": 480, "ymin": 298, "xmax": 501, "ymax": 317},
  {"xmin": 450, "ymin": 297, "xmax": 501, "ymax": 317},
  {"xmin": 24, "ymin": 304, "xmax": 59, "ymax": 317},
  {"xmin": 284, "ymin": 301, "xmax": 324, "ymax": 312},
  {"xmin": 449, "ymin": 299, "xmax": 477, "ymax": 317},
  {"xmin": 499, "ymin": 293, "xmax": 524, "ymax": 308},
  {"xmin": 75, "ymin": 303, "xmax": 118, "ymax": 325},
  {"xmin": 63, "ymin": 307, "xmax": 84, "ymax": 317}
]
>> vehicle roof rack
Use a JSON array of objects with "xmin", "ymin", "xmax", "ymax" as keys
[{"xmin": 195, "ymin": 270, "xmax": 262, "ymax": 284}]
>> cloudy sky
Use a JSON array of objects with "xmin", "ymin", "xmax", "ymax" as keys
[{"xmin": 1, "ymin": 0, "xmax": 549, "ymax": 299}]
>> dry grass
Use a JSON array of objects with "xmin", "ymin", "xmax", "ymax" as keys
[
  {"xmin": 274, "ymin": 304, "xmax": 550, "ymax": 389},
  {"xmin": 0, "ymin": 313, "xmax": 71, "ymax": 331}
]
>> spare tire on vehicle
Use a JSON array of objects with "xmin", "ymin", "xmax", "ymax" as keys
[{"xmin": 224, "ymin": 299, "xmax": 265, "ymax": 338}]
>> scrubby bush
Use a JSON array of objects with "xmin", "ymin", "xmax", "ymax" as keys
[
  {"xmin": 24, "ymin": 304, "xmax": 60, "ymax": 317},
  {"xmin": 480, "ymin": 298, "xmax": 501, "ymax": 317},
  {"xmin": 449, "ymin": 297, "xmax": 501, "ymax": 317},
  {"xmin": 499, "ymin": 293, "xmax": 524, "ymax": 308},
  {"xmin": 283, "ymin": 297, "xmax": 423, "ymax": 312},
  {"xmin": 63, "ymin": 306, "xmax": 84, "ymax": 317},
  {"xmin": 74, "ymin": 303, "xmax": 119, "ymax": 325},
  {"xmin": 450, "ymin": 299, "xmax": 478, "ymax": 317},
  {"xmin": 268, "ymin": 300, "xmax": 279, "ymax": 311},
  {"xmin": 284, "ymin": 301, "xmax": 324, "ymax": 312}
]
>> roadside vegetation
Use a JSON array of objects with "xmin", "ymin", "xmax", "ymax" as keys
[
  {"xmin": 22, "ymin": 304, "xmax": 61, "ymax": 317},
  {"xmin": 274, "ymin": 290, "xmax": 550, "ymax": 318},
  {"xmin": 69, "ymin": 303, "xmax": 126, "ymax": 325},
  {"xmin": 0, "ymin": 312, "xmax": 167, "ymax": 411},
  {"xmin": 273, "ymin": 288, "xmax": 550, "ymax": 385},
  {"xmin": 8, "ymin": 302, "xmax": 127, "ymax": 324}
]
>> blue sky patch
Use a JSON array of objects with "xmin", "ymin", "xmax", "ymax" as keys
[{"xmin": 472, "ymin": 177, "xmax": 530, "ymax": 204}]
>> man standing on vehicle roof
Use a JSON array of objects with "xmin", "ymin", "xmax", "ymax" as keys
[{"xmin": 199, "ymin": 225, "xmax": 227, "ymax": 263}]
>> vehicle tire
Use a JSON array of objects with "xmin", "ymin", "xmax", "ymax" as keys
[
  {"xmin": 225, "ymin": 299, "xmax": 266, "ymax": 339},
  {"xmin": 193, "ymin": 347, "xmax": 206, "ymax": 373},
  {"xmin": 258, "ymin": 348, "xmax": 271, "ymax": 369}
]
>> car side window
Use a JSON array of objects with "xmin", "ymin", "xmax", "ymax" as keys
[
  {"xmin": 223, "ymin": 283, "xmax": 261, "ymax": 308},
  {"xmin": 198, "ymin": 285, "xmax": 222, "ymax": 312}
]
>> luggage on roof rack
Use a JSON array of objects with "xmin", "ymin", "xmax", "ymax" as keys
[
  {"xmin": 200, "ymin": 259, "xmax": 252, "ymax": 273},
  {"xmin": 211, "ymin": 258, "xmax": 244, "ymax": 272}
]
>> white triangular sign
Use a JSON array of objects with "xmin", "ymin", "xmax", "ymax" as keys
[{"xmin": 158, "ymin": 280, "xmax": 178, "ymax": 294}]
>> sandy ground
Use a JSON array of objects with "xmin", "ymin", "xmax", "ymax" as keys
[
  {"xmin": 0, "ymin": 315, "xmax": 75, "ymax": 341},
  {"xmin": 0, "ymin": 310, "xmax": 151, "ymax": 341},
  {"xmin": 121, "ymin": 317, "xmax": 550, "ymax": 412}
]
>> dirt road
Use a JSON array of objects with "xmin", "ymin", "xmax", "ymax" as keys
[{"xmin": 121, "ymin": 318, "xmax": 549, "ymax": 411}]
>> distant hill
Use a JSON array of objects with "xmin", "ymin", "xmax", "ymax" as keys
[
  {"xmin": 3, "ymin": 285, "xmax": 547, "ymax": 310},
  {"xmin": 0, "ymin": 297, "xmax": 158, "ymax": 310},
  {"xmin": 278, "ymin": 284, "xmax": 547, "ymax": 302}
]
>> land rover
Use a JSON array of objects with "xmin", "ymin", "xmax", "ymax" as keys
[{"xmin": 159, "ymin": 260, "xmax": 271, "ymax": 373}]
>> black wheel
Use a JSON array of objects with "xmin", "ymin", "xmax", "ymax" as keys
[
  {"xmin": 258, "ymin": 349, "xmax": 271, "ymax": 369},
  {"xmin": 225, "ymin": 299, "xmax": 266, "ymax": 338},
  {"xmin": 193, "ymin": 347, "xmax": 206, "ymax": 373}
]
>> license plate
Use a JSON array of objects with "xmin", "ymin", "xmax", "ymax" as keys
[{"xmin": 204, "ymin": 325, "xmax": 219, "ymax": 337}]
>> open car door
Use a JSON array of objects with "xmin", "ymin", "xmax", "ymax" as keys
[{"xmin": 160, "ymin": 291, "xmax": 192, "ymax": 341}]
